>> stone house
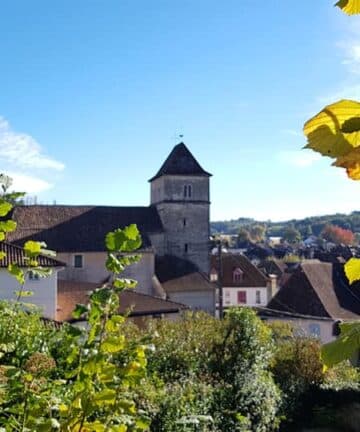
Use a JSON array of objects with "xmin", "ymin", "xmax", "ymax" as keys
[{"xmin": 8, "ymin": 142, "xmax": 215, "ymax": 314}]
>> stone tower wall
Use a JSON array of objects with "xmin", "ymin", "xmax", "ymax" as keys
[{"xmin": 151, "ymin": 175, "xmax": 210, "ymax": 274}]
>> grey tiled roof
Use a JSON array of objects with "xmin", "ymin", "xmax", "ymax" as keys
[
  {"xmin": 9, "ymin": 205, "xmax": 163, "ymax": 252},
  {"xmin": 149, "ymin": 143, "xmax": 212, "ymax": 181}
]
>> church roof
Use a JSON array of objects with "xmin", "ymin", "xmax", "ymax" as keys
[
  {"xmin": 149, "ymin": 142, "xmax": 212, "ymax": 182},
  {"xmin": 8, "ymin": 205, "xmax": 163, "ymax": 252}
]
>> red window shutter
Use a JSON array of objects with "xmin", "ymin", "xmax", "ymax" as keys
[{"xmin": 237, "ymin": 291, "xmax": 247, "ymax": 304}]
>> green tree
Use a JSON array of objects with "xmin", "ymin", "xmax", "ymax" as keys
[
  {"xmin": 249, "ymin": 225, "xmax": 266, "ymax": 243},
  {"xmin": 283, "ymin": 226, "xmax": 302, "ymax": 243},
  {"xmin": 237, "ymin": 228, "xmax": 251, "ymax": 245}
]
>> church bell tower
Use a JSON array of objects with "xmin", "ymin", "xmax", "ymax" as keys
[{"xmin": 149, "ymin": 142, "xmax": 212, "ymax": 274}]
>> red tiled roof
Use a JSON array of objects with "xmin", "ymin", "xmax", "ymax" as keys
[
  {"xmin": 57, "ymin": 280, "xmax": 187, "ymax": 322},
  {"xmin": 0, "ymin": 241, "xmax": 65, "ymax": 268}
]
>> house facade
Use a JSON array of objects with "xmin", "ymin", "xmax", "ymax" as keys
[
  {"xmin": 266, "ymin": 261, "xmax": 360, "ymax": 343},
  {"xmin": 210, "ymin": 253, "xmax": 277, "ymax": 310},
  {"xmin": 0, "ymin": 242, "xmax": 65, "ymax": 319}
]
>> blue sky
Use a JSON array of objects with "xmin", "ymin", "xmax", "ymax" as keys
[{"xmin": 1, "ymin": 0, "xmax": 360, "ymax": 221}]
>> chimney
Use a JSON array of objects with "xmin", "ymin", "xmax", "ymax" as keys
[{"xmin": 267, "ymin": 274, "xmax": 278, "ymax": 302}]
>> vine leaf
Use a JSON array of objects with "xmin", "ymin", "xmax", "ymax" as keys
[
  {"xmin": 344, "ymin": 257, "xmax": 360, "ymax": 283},
  {"xmin": 322, "ymin": 322, "xmax": 360, "ymax": 367},
  {"xmin": 336, "ymin": 0, "xmax": 360, "ymax": 15},
  {"xmin": 303, "ymin": 99, "xmax": 360, "ymax": 158}
]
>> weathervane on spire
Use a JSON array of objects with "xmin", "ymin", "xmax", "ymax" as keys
[{"xmin": 171, "ymin": 132, "xmax": 184, "ymax": 143}]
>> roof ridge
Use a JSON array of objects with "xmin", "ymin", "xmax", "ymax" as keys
[{"xmin": 123, "ymin": 289, "xmax": 187, "ymax": 307}]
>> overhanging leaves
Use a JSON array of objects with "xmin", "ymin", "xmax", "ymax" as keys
[
  {"xmin": 0, "ymin": 220, "xmax": 17, "ymax": 233},
  {"xmin": 335, "ymin": 0, "xmax": 360, "ymax": 15},
  {"xmin": 0, "ymin": 200, "xmax": 12, "ymax": 217},
  {"xmin": 304, "ymin": 99, "xmax": 360, "ymax": 180},
  {"xmin": 304, "ymin": 99, "xmax": 360, "ymax": 158},
  {"xmin": 321, "ymin": 322, "xmax": 360, "ymax": 367},
  {"xmin": 105, "ymin": 224, "xmax": 142, "ymax": 252},
  {"xmin": 344, "ymin": 257, "xmax": 360, "ymax": 283},
  {"xmin": 8, "ymin": 263, "xmax": 25, "ymax": 285}
]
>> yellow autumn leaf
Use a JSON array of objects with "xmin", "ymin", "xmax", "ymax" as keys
[
  {"xmin": 336, "ymin": 0, "xmax": 360, "ymax": 15},
  {"xmin": 344, "ymin": 257, "xmax": 360, "ymax": 284},
  {"xmin": 303, "ymin": 99, "xmax": 360, "ymax": 158},
  {"xmin": 332, "ymin": 148, "xmax": 360, "ymax": 179}
]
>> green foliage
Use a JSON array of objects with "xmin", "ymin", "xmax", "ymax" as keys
[
  {"xmin": 268, "ymin": 321, "xmax": 324, "ymax": 425},
  {"xmin": 321, "ymin": 322, "xmax": 360, "ymax": 367},
  {"xmin": 282, "ymin": 226, "xmax": 301, "ymax": 244},
  {"xmin": 211, "ymin": 308, "xmax": 280, "ymax": 432},
  {"xmin": 0, "ymin": 225, "xmax": 149, "ymax": 431},
  {"xmin": 211, "ymin": 211, "xmax": 360, "ymax": 243},
  {"xmin": 145, "ymin": 311, "xmax": 221, "ymax": 380},
  {"xmin": 322, "ymin": 361, "xmax": 360, "ymax": 391}
]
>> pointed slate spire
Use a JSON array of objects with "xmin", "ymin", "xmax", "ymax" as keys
[{"xmin": 149, "ymin": 142, "xmax": 212, "ymax": 182}]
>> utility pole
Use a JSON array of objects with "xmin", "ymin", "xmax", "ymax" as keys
[{"xmin": 217, "ymin": 241, "xmax": 223, "ymax": 319}]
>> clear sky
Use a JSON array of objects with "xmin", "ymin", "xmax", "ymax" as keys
[{"xmin": 1, "ymin": 0, "xmax": 360, "ymax": 222}]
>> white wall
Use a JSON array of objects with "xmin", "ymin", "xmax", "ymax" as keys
[
  {"xmin": 57, "ymin": 251, "xmax": 156, "ymax": 295},
  {"xmin": 168, "ymin": 290, "xmax": 215, "ymax": 315},
  {"xmin": 223, "ymin": 286, "xmax": 268, "ymax": 307},
  {"xmin": 0, "ymin": 268, "xmax": 59, "ymax": 319},
  {"xmin": 265, "ymin": 317, "xmax": 335, "ymax": 344}
]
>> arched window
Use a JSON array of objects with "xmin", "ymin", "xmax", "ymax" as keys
[{"xmin": 233, "ymin": 267, "xmax": 243, "ymax": 283}]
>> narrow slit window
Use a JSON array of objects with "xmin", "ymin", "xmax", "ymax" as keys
[
  {"xmin": 188, "ymin": 185, "xmax": 192, "ymax": 197},
  {"xmin": 184, "ymin": 185, "xmax": 188, "ymax": 198},
  {"xmin": 74, "ymin": 254, "xmax": 83, "ymax": 268},
  {"xmin": 184, "ymin": 243, "xmax": 188, "ymax": 253},
  {"xmin": 183, "ymin": 218, "xmax": 187, "ymax": 227}
]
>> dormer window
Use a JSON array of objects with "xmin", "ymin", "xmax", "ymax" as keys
[
  {"xmin": 183, "ymin": 184, "xmax": 192, "ymax": 198},
  {"xmin": 210, "ymin": 268, "xmax": 218, "ymax": 282},
  {"xmin": 233, "ymin": 268, "xmax": 243, "ymax": 283}
]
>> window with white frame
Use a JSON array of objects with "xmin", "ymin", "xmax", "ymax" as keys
[
  {"xmin": 237, "ymin": 290, "xmax": 247, "ymax": 304},
  {"xmin": 256, "ymin": 290, "xmax": 261, "ymax": 304},
  {"xmin": 309, "ymin": 323, "xmax": 321, "ymax": 338}
]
